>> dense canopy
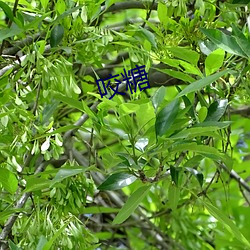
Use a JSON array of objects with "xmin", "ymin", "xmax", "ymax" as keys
[{"xmin": 0, "ymin": 0, "xmax": 250, "ymax": 249}]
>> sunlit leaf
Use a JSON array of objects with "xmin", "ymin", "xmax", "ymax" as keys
[
  {"xmin": 203, "ymin": 201, "xmax": 250, "ymax": 248},
  {"xmin": 168, "ymin": 47, "xmax": 200, "ymax": 65},
  {"xmin": 194, "ymin": 121, "xmax": 231, "ymax": 129},
  {"xmin": 98, "ymin": 172, "xmax": 137, "ymax": 191},
  {"xmin": 151, "ymin": 86, "xmax": 166, "ymax": 111},
  {"xmin": 80, "ymin": 206, "xmax": 120, "ymax": 214},
  {"xmin": 200, "ymin": 28, "xmax": 247, "ymax": 58},
  {"xmin": 198, "ymin": 106, "xmax": 208, "ymax": 122},
  {"xmin": 0, "ymin": 168, "xmax": 18, "ymax": 194},
  {"xmin": 24, "ymin": 177, "xmax": 52, "ymax": 192},
  {"xmin": 0, "ymin": 1, "xmax": 14, "ymax": 21},
  {"xmin": 205, "ymin": 49, "xmax": 225, "ymax": 75},
  {"xmin": 53, "ymin": 92, "xmax": 85, "ymax": 112},
  {"xmin": 119, "ymin": 103, "xmax": 140, "ymax": 115},
  {"xmin": 157, "ymin": 1, "xmax": 168, "ymax": 24},
  {"xmin": 157, "ymin": 67, "xmax": 195, "ymax": 83},
  {"xmin": 42, "ymin": 223, "xmax": 69, "ymax": 250},
  {"xmin": 177, "ymin": 70, "xmax": 231, "ymax": 97},
  {"xmin": 168, "ymin": 182, "xmax": 180, "ymax": 210},
  {"xmin": 170, "ymin": 126, "xmax": 220, "ymax": 139},
  {"xmin": 113, "ymin": 185, "xmax": 151, "ymax": 224},
  {"xmin": 51, "ymin": 166, "xmax": 86, "ymax": 186}
]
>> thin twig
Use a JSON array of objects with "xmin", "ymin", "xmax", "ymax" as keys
[
  {"xmin": 142, "ymin": 0, "xmax": 156, "ymax": 28},
  {"xmin": 0, "ymin": 161, "xmax": 48, "ymax": 241},
  {"xmin": 239, "ymin": 183, "xmax": 250, "ymax": 206},
  {"xmin": 32, "ymin": 80, "xmax": 42, "ymax": 115},
  {"xmin": 2, "ymin": 32, "xmax": 46, "ymax": 56},
  {"xmin": 219, "ymin": 163, "xmax": 250, "ymax": 193},
  {"xmin": 0, "ymin": 0, "xmax": 20, "ymax": 55}
]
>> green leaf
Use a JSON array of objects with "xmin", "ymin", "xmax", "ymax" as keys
[
  {"xmin": 151, "ymin": 86, "xmax": 166, "ymax": 111},
  {"xmin": 157, "ymin": 67, "xmax": 195, "ymax": 83},
  {"xmin": 199, "ymin": 39, "xmax": 218, "ymax": 55},
  {"xmin": 112, "ymin": 185, "xmax": 151, "ymax": 224},
  {"xmin": 40, "ymin": 0, "xmax": 49, "ymax": 9},
  {"xmin": 179, "ymin": 93, "xmax": 196, "ymax": 119},
  {"xmin": 36, "ymin": 235, "xmax": 48, "ymax": 250},
  {"xmin": 176, "ymin": 70, "xmax": 230, "ymax": 98},
  {"xmin": 0, "ymin": 168, "xmax": 18, "ymax": 194},
  {"xmin": 170, "ymin": 143, "xmax": 228, "ymax": 164},
  {"xmin": 200, "ymin": 28, "xmax": 247, "ymax": 58},
  {"xmin": 9, "ymin": 241, "xmax": 22, "ymax": 250},
  {"xmin": 203, "ymin": 201, "xmax": 250, "ymax": 248},
  {"xmin": 183, "ymin": 155, "xmax": 203, "ymax": 168},
  {"xmin": 0, "ymin": 1, "xmax": 14, "ymax": 21},
  {"xmin": 81, "ymin": 100, "xmax": 97, "ymax": 119},
  {"xmin": 0, "ymin": 26, "xmax": 23, "ymax": 42},
  {"xmin": 170, "ymin": 166, "xmax": 181, "ymax": 186},
  {"xmin": 105, "ymin": 0, "xmax": 117, "ymax": 9},
  {"xmin": 53, "ymin": 92, "xmax": 84, "ymax": 112},
  {"xmin": 42, "ymin": 223, "xmax": 69, "ymax": 250},
  {"xmin": 168, "ymin": 182, "xmax": 180, "ymax": 210},
  {"xmin": 193, "ymin": 121, "xmax": 231, "ymax": 129},
  {"xmin": 54, "ymin": 5, "xmax": 83, "ymax": 24},
  {"xmin": 51, "ymin": 166, "xmax": 86, "ymax": 186},
  {"xmin": 50, "ymin": 24, "xmax": 64, "ymax": 47},
  {"xmin": 119, "ymin": 103, "xmax": 140, "ymax": 115},
  {"xmin": 34, "ymin": 125, "xmax": 79, "ymax": 140},
  {"xmin": 205, "ymin": 99, "xmax": 228, "ymax": 122},
  {"xmin": 25, "ymin": 12, "xmax": 52, "ymax": 30},
  {"xmin": 185, "ymin": 167, "xmax": 204, "ymax": 187},
  {"xmin": 138, "ymin": 27, "xmax": 157, "ymax": 48},
  {"xmin": 234, "ymin": 36, "xmax": 250, "ymax": 58},
  {"xmin": 179, "ymin": 61, "xmax": 203, "ymax": 76},
  {"xmin": 205, "ymin": 49, "xmax": 225, "ymax": 75},
  {"xmin": 80, "ymin": 206, "xmax": 120, "ymax": 214},
  {"xmin": 98, "ymin": 172, "xmax": 137, "ymax": 191},
  {"xmin": 198, "ymin": 106, "xmax": 208, "ymax": 122},
  {"xmin": 157, "ymin": 1, "xmax": 168, "ymax": 24},
  {"xmin": 155, "ymin": 99, "xmax": 179, "ymax": 137},
  {"xmin": 168, "ymin": 47, "xmax": 200, "ymax": 65},
  {"xmin": 41, "ymin": 101, "xmax": 60, "ymax": 125},
  {"xmin": 170, "ymin": 126, "xmax": 220, "ymax": 139},
  {"xmin": 24, "ymin": 177, "xmax": 51, "ymax": 192},
  {"xmin": 231, "ymin": 24, "xmax": 246, "ymax": 40},
  {"xmin": 0, "ymin": 209, "xmax": 23, "ymax": 223}
]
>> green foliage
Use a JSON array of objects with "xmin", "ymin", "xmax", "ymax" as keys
[{"xmin": 1, "ymin": 0, "xmax": 250, "ymax": 249}]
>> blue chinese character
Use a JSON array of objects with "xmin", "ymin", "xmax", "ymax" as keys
[
  {"xmin": 130, "ymin": 65, "xmax": 150, "ymax": 92},
  {"xmin": 96, "ymin": 73, "xmax": 125, "ymax": 99}
]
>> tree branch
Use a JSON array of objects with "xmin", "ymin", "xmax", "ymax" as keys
[
  {"xmin": 0, "ymin": 45, "xmax": 51, "ymax": 78},
  {"xmin": 2, "ymin": 32, "xmax": 46, "ymax": 56},
  {"xmin": 0, "ymin": 161, "xmax": 49, "ymax": 241},
  {"xmin": 219, "ymin": 163, "xmax": 250, "ymax": 193}
]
